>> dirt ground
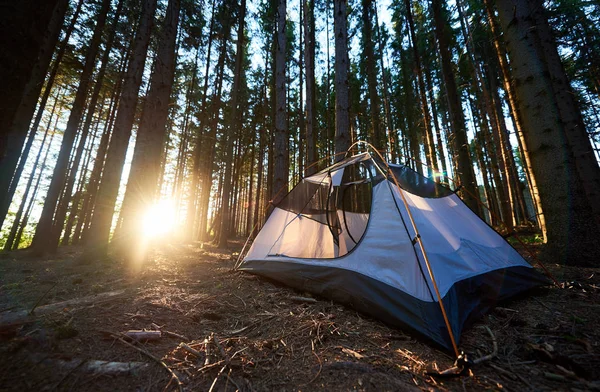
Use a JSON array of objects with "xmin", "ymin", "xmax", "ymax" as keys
[{"xmin": 0, "ymin": 240, "xmax": 599, "ymax": 391}]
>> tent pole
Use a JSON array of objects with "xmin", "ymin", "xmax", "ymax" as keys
[
  {"xmin": 396, "ymin": 154, "xmax": 559, "ymax": 288},
  {"xmin": 363, "ymin": 143, "xmax": 461, "ymax": 358}
]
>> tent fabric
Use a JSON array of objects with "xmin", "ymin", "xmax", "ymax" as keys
[{"xmin": 238, "ymin": 153, "xmax": 549, "ymax": 351}]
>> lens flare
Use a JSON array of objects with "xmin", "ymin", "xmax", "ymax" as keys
[{"xmin": 141, "ymin": 199, "xmax": 176, "ymax": 238}]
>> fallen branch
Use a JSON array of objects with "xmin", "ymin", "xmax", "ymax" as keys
[
  {"xmin": 290, "ymin": 296, "xmax": 317, "ymax": 304},
  {"xmin": 124, "ymin": 330, "xmax": 162, "ymax": 342},
  {"xmin": 162, "ymin": 330, "xmax": 189, "ymax": 341},
  {"xmin": 473, "ymin": 326, "xmax": 497, "ymax": 364},
  {"xmin": 111, "ymin": 333, "xmax": 182, "ymax": 392},
  {"xmin": 180, "ymin": 343, "xmax": 202, "ymax": 358},
  {"xmin": 0, "ymin": 289, "xmax": 127, "ymax": 327}
]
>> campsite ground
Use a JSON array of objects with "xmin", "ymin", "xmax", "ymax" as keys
[{"xmin": 0, "ymin": 240, "xmax": 599, "ymax": 391}]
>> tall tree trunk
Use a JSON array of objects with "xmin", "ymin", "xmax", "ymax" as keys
[
  {"xmin": 334, "ymin": 0, "xmax": 351, "ymax": 160},
  {"xmin": 0, "ymin": 0, "xmax": 70, "ymax": 231},
  {"xmin": 494, "ymin": 0, "xmax": 600, "ymax": 264},
  {"xmin": 32, "ymin": 0, "xmax": 111, "ymax": 253},
  {"xmin": 76, "ymin": 53, "xmax": 128, "ymax": 244},
  {"xmin": 431, "ymin": 0, "xmax": 480, "ymax": 215},
  {"xmin": 3, "ymin": 90, "xmax": 61, "ymax": 251},
  {"xmin": 303, "ymin": 0, "xmax": 317, "ymax": 175},
  {"xmin": 87, "ymin": 0, "xmax": 158, "ymax": 252},
  {"xmin": 529, "ymin": 0, "xmax": 600, "ymax": 228},
  {"xmin": 217, "ymin": 0, "xmax": 246, "ymax": 247},
  {"xmin": 52, "ymin": 0, "xmax": 125, "ymax": 248},
  {"xmin": 118, "ymin": 0, "xmax": 180, "ymax": 246},
  {"xmin": 404, "ymin": 0, "xmax": 438, "ymax": 173},
  {"xmin": 273, "ymin": 0, "xmax": 289, "ymax": 201},
  {"xmin": 484, "ymin": 0, "xmax": 543, "ymax": 227},
  {"xmin": 0, "ymin": 0, "xmax": 62, "ymax": 184},
  {"xmin": 362, "ymin": 0, "xmax": 383, "ymax": 151},
  {"xmin": 186, "ymin": 0, "xmax": 216, "ymax": 241},
  {"xmin": 199, "ymin": 18, "xmax": 232, "ymax": 242}
]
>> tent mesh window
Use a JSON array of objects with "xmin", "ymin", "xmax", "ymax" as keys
[
  {"xmin": 388, "ymin": 164, "xmax": 453, "ymax": 198},
  {"xmin": 271, "ymin": 159, "xmax": 379, "ymax": 259}
]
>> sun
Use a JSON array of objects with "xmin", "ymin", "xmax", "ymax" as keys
[{"xmin": 140, "ymin": 199, "xmax": 176, "ymax": 239}]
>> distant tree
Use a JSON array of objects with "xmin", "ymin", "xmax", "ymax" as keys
[
  {"xmin": 431, "ymin": 0, "xmax": 481, "ymax": 215},
  {"xmin": 32, "ymin": 0, "xmax": 112, "ymax": 254},
  {"xmin": 87, "ymin": 0, "xmax": 158, "ymax": 253},
  {"xmin": 118, "ymin": 0, "xmax": 181, "ymax": 250},
  {"xmin": 273, "ymin": 0, "xmax": 289, "ymax": 201},
  {"xmin": 334, "ymin": 0, "xmax": 351, "ymax": 159},
  {"xmin": 218, "ymin": 0, "xmax": 247, "ymax": 247}
]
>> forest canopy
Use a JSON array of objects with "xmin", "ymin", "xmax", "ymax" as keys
[{"xmin": 0, "ymin": 0, "xmax": 599, "ymax": 265}]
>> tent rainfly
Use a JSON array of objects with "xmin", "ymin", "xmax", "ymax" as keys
[{"xmin": 236, "ymin": 151, "xmax": 549, "ymax": 353}]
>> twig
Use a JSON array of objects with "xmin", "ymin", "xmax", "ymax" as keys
[
  {"xmin": 111, "ymin": 333, "xmax": 182, "ymax": 392},
  {"xmin": 213, "ymin": 334, "xmax": 227, "ymax": 360},
  {"xmin": 51, "ymin": 358, "xmax": 86, "ymax": 391},
  {"xmin": 488, "ymin": 363, "xmax": 516, "ymax": 380},
  {"xmin": 162, "ymin": 330, "xmax": 189, "ymax": 341},
  {"xmin": 473, "ymin": 326, "xmax": 498, "ymax": 364},
  {"xmin": 225, "ymin": 372, "xmax": 241, "ymax": 391},
  {"xmin": 544, "ymin": 372, "xmax": 566, "ymax": 381},
  {"xmin": 29, "ymin": 282, "xmax": 58, "ymax": 315},
  {"xmin": 290, "ymin": 296, "xmax": 317, "ymax": 304},
  {"xmin": 180, "ymin": 343, "xmax": 202, "ymax": 357},
  {"xmin": 308, "ymin": 350, "xmax": 322, "ymax": 384},
  {"xmin": 204, "ymin": 334, "xmax": 213, "ymax": 366},
  {"xmin": 233, "ymin": 294, "xmax": 246, "ymax": 307},
  {"xmin": 208, "ymin": 363, "xmax": 228, "ymax": 392}
]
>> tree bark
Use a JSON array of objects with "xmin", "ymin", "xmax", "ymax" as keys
[
  {"xmin": 273, "ymin": 0, "xmax": 288, "ymax": 201},
  {"xmin": 87, "ymin": 0, "xmax": 158, "ymax": 252},
  {"xmin": 303, "ymin": 0, "xmax": 317, "ymax": 175},
  {"xmin": 118, "ymin": 0, "xmax": 180, "ymax": 246},
  {"xmin": 431, "ymin": 0, "xmax": 481, "ymax": 215},
  {"xmin": 529, "ymin": 0, "xmax": 600, "ymax": 229},
  {"xmin": 494, "ymin": 0, "xmax": 600, "ymax": 264},
  {"xmin": 362, "ymin": 0, "xmax": 383, "ymax": 151},
  {"xmin": 52, "ymin": 0, "xmax": 125, "ymax": 248},
  {"xmin": 334, "ymin": 0, "xmax": 351, "ymax": 160},
  {"xmin": 32, "ymin": 0, "xmax": 112, "ymax": 254},
  {"xmin": 0, "ymin": 0, "xmax": 69, "ymax": 231},
  {"xmin": 217, "ymin": 0, "xmax": 246, "ymax": 247},
  {"xmin": 0, "ymin": 0, "xmax": 62, "ymax": 180}
]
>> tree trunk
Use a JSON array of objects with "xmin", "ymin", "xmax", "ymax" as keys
[
  {"xmin": 87, "ymin": 0, "xmax": 158, "ymax": 252},
  {"xmin": 3, "ymin": 90, "xmax": 61, "ymax": 251},
  {"xmin": 530, "ymin": 0, "xmax": 600, "ymax": 229},
  {"xmin": 404, "ymin": 0, "xmax": 438, "ymax": 174},
  {"xmin": 494, "ymin": 0, "xmax": 600, "ymax": 264},
  {"xmin": 199, "ymin": 16, "xmax": 232, "ymax": 242},
  {"xmin": 0, "ymin": 0, "xmax": 70, "ymax": 231},
  {"xmin": 273, "ymin": 0, "xmax": 289, "ymax": 201},
  {"xmin": 431, "ymin": 0, "xmax": 480, "ymax": 215},
  {"xmin": 361, "ymin": 0, "xmax": 383, "ymax": 151},
  {"xmin": 303, "ymin": 0, "xmax": 317, "ymax": 175},
  {"xmin": 118, "ymin": 0, "xmax": 180, "ymax": 248},
  {"xmin": 334, "ymin": 0, "xmax": 351, "ymax": 160},
  {"xmin": 217, "ymin": 0, "xmax": 246, "ymax": 247},
  {"xmin": 52, "ymin": 0, "xmax": 125, "ymax": 248},
  {"xmin": 484, "ymin": 0, "xmax": 544, "ymax": 228},
  {"xmin": 32, "ymin": 0, "xmax": 111, "ymax": 254},
  {"xmin": 0, "ymin": 0, "xmax": 62, "ymax": 184}
]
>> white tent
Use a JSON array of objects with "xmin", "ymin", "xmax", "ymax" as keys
[{"xmin": 237, "ymin": 151, "xmax": 548, "ymax": 352}]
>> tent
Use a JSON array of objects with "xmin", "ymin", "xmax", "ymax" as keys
[{"xmin": 236, "ymin": 150, "xmax": 549, "ymax": 353}]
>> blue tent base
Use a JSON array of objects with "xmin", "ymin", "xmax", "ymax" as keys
[{"xmin": 240, "ymin": 260, "xmax": 550, "ymax": 351}]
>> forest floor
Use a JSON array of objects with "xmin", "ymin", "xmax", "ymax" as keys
[{"xmin": 0, "ymin": 240, "xmax": 599, "ymax": 391}]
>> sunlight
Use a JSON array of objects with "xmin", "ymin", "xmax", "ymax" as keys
[{"xmin": 140, "ymin": 199, "xmax": 176, "ymax": 239}]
